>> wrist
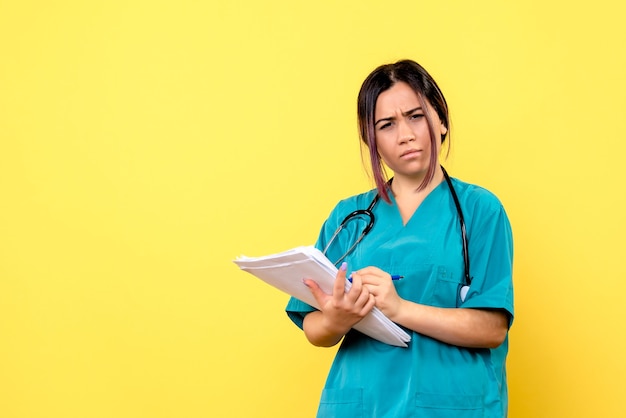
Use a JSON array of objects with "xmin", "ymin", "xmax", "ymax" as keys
[
  {"xmin": 388, "ymin": 298, "xmax": 408, "ymax": 324},
  {"xmin": 321, "ymin": 315, "xmax": 350, "ymax": 339}
]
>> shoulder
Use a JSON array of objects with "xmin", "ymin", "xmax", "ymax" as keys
[
  {"xmin": 448, "ymin": 177, "xmax": 512, "ymax": 236},
  {"xmin": 449, "ymin": 177, "xmax": 505, "ymax": 215}
]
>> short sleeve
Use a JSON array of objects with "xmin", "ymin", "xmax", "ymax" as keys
[{"xmin": 459, "ymin": 190, "xmax": 514, "ymax": 327}]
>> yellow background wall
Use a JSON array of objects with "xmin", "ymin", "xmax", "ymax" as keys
[{"xmin": 1, "ymin": 1, "xmax": 625, "ymax": 417}]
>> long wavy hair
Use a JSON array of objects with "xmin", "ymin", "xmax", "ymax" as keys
[{"xmin": 357, "ymin": 59, "xmax": 450, "ymax": 203}]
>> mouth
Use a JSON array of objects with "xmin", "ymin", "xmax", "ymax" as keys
[{"xmin": 400, "ymin": 149, "xmax": 422, "ymax": 158}]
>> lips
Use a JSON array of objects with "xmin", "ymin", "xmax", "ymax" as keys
[{"xmin": 400, "ymin": 149, "xmax": 422, "ymax": 158}]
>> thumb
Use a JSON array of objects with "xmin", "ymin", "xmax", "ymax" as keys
[{"xmin": 303, "ymin": 278, "xmax": 329, "ymax": 306}]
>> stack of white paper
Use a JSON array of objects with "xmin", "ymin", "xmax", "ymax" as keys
[{"xmin": 234, "ymin": 246, "xmax": 411, "ymax": 347}]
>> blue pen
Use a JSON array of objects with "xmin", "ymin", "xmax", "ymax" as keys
[{"xmin": 347, "ymin": 275, "xmax": 403, "ymax": 283}]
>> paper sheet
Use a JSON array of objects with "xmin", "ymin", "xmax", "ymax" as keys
[{"xmin": 234, "ymin": 246, "xmax": 411, "ymax": 347}]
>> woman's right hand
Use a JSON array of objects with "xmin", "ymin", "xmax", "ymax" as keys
[{"xmin": 302, "ymin": 262, "xmax": 376, "ymax": 347}]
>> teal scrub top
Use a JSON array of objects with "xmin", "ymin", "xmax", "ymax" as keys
[{"xmin": 286, "ymin": 177, "xmax": 514, "ymax": 418}]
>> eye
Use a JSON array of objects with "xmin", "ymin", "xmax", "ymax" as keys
[
  {"xmin": 410, "ymin": 113, "xmax": 424, "ymax": 120},
  {"xmin": 378, "ymin": 122, "xmax": 392, "ymax": 130}
]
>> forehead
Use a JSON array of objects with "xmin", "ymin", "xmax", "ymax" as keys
[{"xmin": 374, "ymin": 82, "xmax": 423, "ymax": 116}]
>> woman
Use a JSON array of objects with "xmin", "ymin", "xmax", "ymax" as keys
[{"xmin": 286, "ymin": 59, "xmax": 514, "ymax": 417}]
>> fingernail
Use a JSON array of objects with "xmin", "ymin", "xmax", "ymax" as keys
[
  {"xmin": 302, "ymin": 278, "xmax": 310, "ymax": 287},
  {"xmin": 340, "ymin": 262, "xmax": 348, "ymax": 272}
]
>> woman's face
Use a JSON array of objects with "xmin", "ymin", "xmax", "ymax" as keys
[{"xmin": 374, "ymin": 81, "xmax": 447, "ymax": 181}]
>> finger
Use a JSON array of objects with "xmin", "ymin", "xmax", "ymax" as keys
[
  {"xmin": 363, "ymin": 283, "xmax": 379, "ymax": 297},
  {"xmin": 302, "ymin": 278, "xmax": 328, "ymax": 307},
  {"xmin": 359, "ymin": 294, "xmax": 376, "ymax": 316},
  {"xmin": 358, "ymin": 268, "xmax": 389, "ymax": 285},
  {"xmin": 345, "ymin": 271, "xmax": 364, "ymax": 303},
  {"xmin": 358, "ymin": 266, "xmax": 386, "ymax": 276},
  {"xmin": 353, "ymin": 284, "xmax": 371, "ymax": 307},
  {"xmin": 331, "ymin": 262, "xmax": 349, "ymax": 302}
]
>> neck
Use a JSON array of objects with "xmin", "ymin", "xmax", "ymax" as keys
[{"xmin": 391, "ymin": 166, "xmax": 444, "ymax": 198}]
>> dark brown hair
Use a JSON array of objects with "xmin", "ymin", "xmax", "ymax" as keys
[{"xmin": 357, "ymin": 59, "xmax": 449, "ymax": 203}]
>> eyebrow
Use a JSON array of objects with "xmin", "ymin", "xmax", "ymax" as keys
[{"xmin": 374, "ymin": 106, "xmax": 423, "ymax": 126}]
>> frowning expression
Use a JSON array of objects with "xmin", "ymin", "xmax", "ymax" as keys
[{"xmin": 374, "ymin": 82, "xmax": 447, "ymax": 180}]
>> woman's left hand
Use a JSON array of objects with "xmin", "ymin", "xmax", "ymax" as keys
[
  {"xmin": 354, "ymin": 266, "xmax": 510, "ymax": 348},
  {"xmin": 351, "ymin": 266, "xmax": 403, "ymax": 319}
]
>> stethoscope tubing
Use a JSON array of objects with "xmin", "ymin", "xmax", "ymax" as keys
[{"xmin": 324, "ymin": 166, "xmax": 471, "ymax": 286}]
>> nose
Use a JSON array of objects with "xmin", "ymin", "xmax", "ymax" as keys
[{"xmin": 397, "ymin": 119, "xmax": 415, "ymax": 144}]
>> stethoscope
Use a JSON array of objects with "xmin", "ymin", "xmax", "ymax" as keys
[{"xmin": 322, "ymin": 166, "xmax": 472, "ymax": 301}]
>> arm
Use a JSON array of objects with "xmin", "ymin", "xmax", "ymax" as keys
[
  {"xmin": 354, "ymin": 267, "xmax": 509, "ymax": 349},
  {"xmin": 391, "ymin": 298, "xmax": 508, "ymax": 348},
  {"xmin": 302, "ymin": 263, "xmax": 376, "ymax": 347}
]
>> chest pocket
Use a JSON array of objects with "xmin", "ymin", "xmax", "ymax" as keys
[
  {"xmin": 430, "ymin": 266, "xmax": 463, "ymax": 308},
  {"xmin": 391, "ymin": 265, "xmax": 461, "ymax": 309}
]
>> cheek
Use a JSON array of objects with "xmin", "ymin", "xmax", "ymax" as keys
[
  {"xmin": 375, "ymin": 136, "xmax": 393, "ymax": 158},
  {"xmin": 418, "ymin": 121, "xmax": 433, "ymax": 138}
]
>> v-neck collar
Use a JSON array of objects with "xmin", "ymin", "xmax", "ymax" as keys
[{"xmin": 385, "ymin": 178, "xmax": 447, "ymax": 228}]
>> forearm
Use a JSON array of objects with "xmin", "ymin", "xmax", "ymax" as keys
[
  {"xmin": 389, "ymin": 300, "xmax": 509, "ymax": 348},
  {"xmin": 302, "ymin": 310, "xmax": 348, "ymax": 347}
]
